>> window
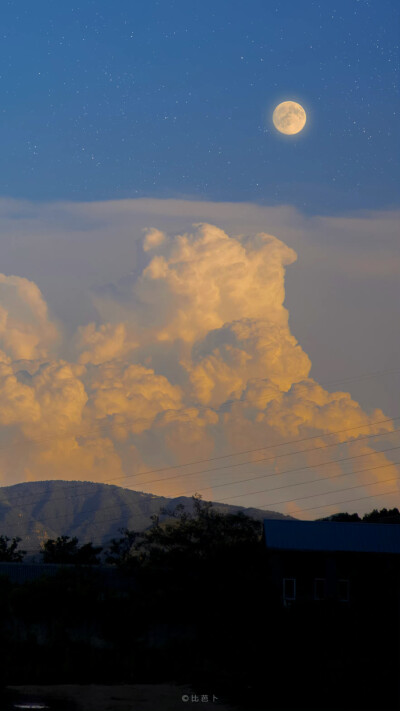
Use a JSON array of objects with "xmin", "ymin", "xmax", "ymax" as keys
[
  {"xmin": 314, "ymin": 578, "xmax": 326, "ymax": 600},
  {"xmin": 338, "ymin": 579, "xmax": 349, "ymax": 602},
  {"xmin": 283, "ymin": 578, "xmax": 296, "ymax": 601}
]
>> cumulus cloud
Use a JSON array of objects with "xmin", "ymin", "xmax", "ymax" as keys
[
  {"xmin": 186, "ymin": 318, "xmax": 311, "ymax": 407},
  {"xmin": 0, "ymin": 358, "xmax": 40, "ymax": 427},
  {"xmin": 84, "ymin": 360, "xmax": 183, "ymax": 435},
  {"xmin": 74, "ymin": 322, "xmax": 136, "ymax": 365},
  {"xmin": 92, "ymin": 224, "xmax": 297, "ymax": 347},
  {"xmin": 0, "ymin": 219, "xmax": 397, "ymax": 515},
  {"xmin": 142, "ymin": 227, "xmax": 166, "ymax": 252},
  {"xmin": 0, "ymin": 274, "xmax": 58, "ymax": 360}
]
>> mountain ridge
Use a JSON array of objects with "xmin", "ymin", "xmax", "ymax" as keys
[{"xmin": 0, "ymin": 479, "xmax": 295, "ymax": 560}]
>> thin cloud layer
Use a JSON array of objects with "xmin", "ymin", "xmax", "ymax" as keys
[{"xmin": 0, "ymin": 221, "xmax": 397, "ymax": 516}]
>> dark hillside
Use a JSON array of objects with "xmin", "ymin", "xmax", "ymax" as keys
[{"xmin": 0, "ymin": 480, "xmax": 294, "ymax": 558}]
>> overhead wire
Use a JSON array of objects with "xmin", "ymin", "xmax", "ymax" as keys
[
  {"xmin": 164, "ymin": 429, "xmax": 400, "ymax": 498},
  {"xmin": 219, "ymin": 460, "xmax": 400, "ymax": 501},
  {"xmin": 0, "ymin": 366, "xmax": 399, "ymax": 543},
  {"xmin": 0, "ymin": 362, "xmax": 397, "ymax": 501},
  {"xmin": 6, "ymin": 365, "xmax": 400, "ymax": 455},
  {"xmin": 1, "ymin": 363, "xmax": 399, "ymax": 493},
  {"xmin": 216, "ymin": 443, "xmax": 400, "ymax": 502},
  {"xmin": 22, "ymin": 472, "xmax": 400, "ymax": 553},
  {"xmin": 252, "ymin": 474, "xmax": 400, "ymax": 511},
  {"xmin": 7, "ymin": 443, "xmax": 400, "ymax": 536},
  {"xmin": 292, "ymin": 488, "xmax": 400, "ymax": 518},
  {"xmin": 1, "ymin": 419, "xmax": 399, "ymax": 512}
]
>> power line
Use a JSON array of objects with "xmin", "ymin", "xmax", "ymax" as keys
[
  {"xmin": 293, "ymin": 489, "xmax": 400, "ymax": 518},
  {"xmin": 0, "ymin": 365, "xmax": 397, "ymax": 516},
  {"xmin": 6, "ymin": 365, "xmax": 398, "ymax": 552},
  {"xmin": 6, "ymin": 448, "xmax": 400, "ymax": 536},
  {"xmin": 212, "ymin": 460, "xmax": 400, "ymax": 501},
  {"xmin": 23, "ymin": 471, "xmax": 400, "ymax": 553},
  {"xmin": 19, "ymin": 474, "xmax": 400, "ymax": 555},
  {"xmin": 7, "ymin": 410, "xmax": 398, "ymax": 483},
  {"xmin": 216, "ymin": 444, "xmax": 400, "ymax": 503},
  {"xmin": 168, "ymin": 429, "xmax": 400, "ymax": 498},
  {"xmin": 120, "ymin": 425, "xmax": 400, "ymax": 491},
  {"xmin": 253, "ymin": 474, "xmax": 400, "ymax": 511},
  {"xmin": 1, "ymin": 420, "xmax": 399, "ymax": 513},
  {"xmin": 88, "ymin": 479, "xmax": 400, "ymax": 547},
  {"xmin": 6, "ymin": 366, "xmax": 400, "ymax": 455}
]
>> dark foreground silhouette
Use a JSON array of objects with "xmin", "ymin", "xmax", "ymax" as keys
[{"xmin": 0, "ymin": 500, "xmax": 399, "ymax": 710}]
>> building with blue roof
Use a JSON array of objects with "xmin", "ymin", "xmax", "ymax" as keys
[
  {"xmin": 262, "ymin": 519, "xmax": 400, "ymax": 709},
  {"xmin": 263, "ymin": 518, "xmax": 400, "ymax": 606}
]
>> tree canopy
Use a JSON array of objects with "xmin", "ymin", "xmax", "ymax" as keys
[
  {"xmin": 41, "ymin": 535, "xmax": 103, "ymax": 564},
  {"xmin": 0, "ymin": 535, "xmax": 26, "ymax": 562},
  {"xmin": 362, "ymin": 507, "xmax": 400, "ymax": 523},
  {"xmin": 320, "ymin": 512, "xmax": 362, "ymax": 522},
  {"xmin": 106, "ymin": 494, "xmax": 263, "ymax": 569},
  {"xmin": 320, "ymin": 507, "xmax": 400, "ymax": 524}
]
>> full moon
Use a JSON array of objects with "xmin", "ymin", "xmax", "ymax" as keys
[{"xmin": 272, "ymin": 101, "xmax": 307, "ymax": 135}]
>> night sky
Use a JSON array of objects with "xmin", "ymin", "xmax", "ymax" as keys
[{"xmin": 1, "ymin": 0, "xmax": 399, "ymax": 212}]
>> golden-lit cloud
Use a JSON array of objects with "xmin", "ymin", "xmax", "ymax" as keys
[
  {"xmin": 91, "ymin": 224, "xmax": 297, "ymax": 347},
  {"xmin": 0, "ymin": 274, "xmax": 58, "ymax": 360},
  {"xmin": 75, "ymin": 322, "xmax": 136, "ymax": 365},
  {"xmin": 143, "ymin": 227, "xmax": 166, "ymax": 252},
  {"xmin": 0, "ymin": 218, "xmax": 397, "ymax": 514},
  {"xmin": 0, "ymin": 358, "xmax": 40, "ymax": 427},
  {"xmin": 84, "ymin": 360, "xmax": 183, "ymax": 435},
  {"xmin": 186, "ymin": 318, "xmax": 311, "ymax": 407}
]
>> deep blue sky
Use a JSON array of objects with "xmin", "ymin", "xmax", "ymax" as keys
[{"xmin": 1, "ymin": 0, "xmax": 398, "ymax": 213}]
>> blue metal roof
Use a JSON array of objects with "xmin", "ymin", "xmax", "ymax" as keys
[{"xmin": 263, "ymin": 519, "xmax": 400, "ymax": 554}]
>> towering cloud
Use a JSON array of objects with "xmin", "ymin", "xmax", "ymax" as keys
[
  {"xmin": 0, "ymin": 223, "xmax": 396, "ymax": 514},
  {"xmin": 0, "ymin": 274, "xmax": 58, "ymax": 360}
]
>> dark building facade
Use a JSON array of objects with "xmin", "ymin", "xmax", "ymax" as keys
[
  {"xmin": 263, "ymin": 518, "xmax": 400, "ymax": 607},
  {"xmin": 263, "ymin": 519, "xmax": 400, "ymax": 709},
  {"xmin": 0, "ymin": 561, "xmax": 134, "ymax": 592}
]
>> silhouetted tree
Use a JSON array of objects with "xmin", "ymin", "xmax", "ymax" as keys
[
  {"xmin": 41, "ymin": 535, "xmax": 103, "ymax": 564},
  {"xmin": 319, "ymin": 512, "xmax": 361, "ymax": 522},
  {"xmin": 105, "ymin": 529, "xmax": 140, "ymax": 568},
  {"xmin": 0, "ymin": 535, "xmax": 26, "ymax": 562},
  {"xmin": 320, "ymin": 508, "xmax": 400, "ymax": 524},
  {"xmin": 106, "ymin": 494, "xmax": 263, "ymax": 568},
  {"xmin": 362, "ymin": 507, "xmax": 400, "ymax": 523}
]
